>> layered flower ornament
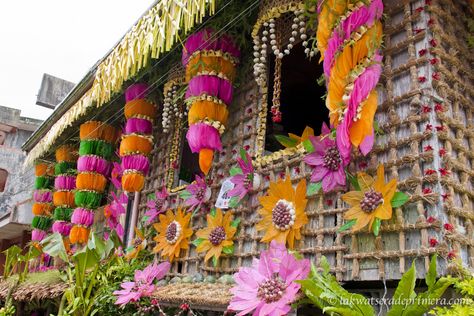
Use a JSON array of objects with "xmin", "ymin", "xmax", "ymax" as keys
[
  {"xmin": 153, "ymin": 207, "xmax": 193, "ymax": 262},
  {"xmin": 119, "ymin": 83, "xmax": 156, "ymax": 192},
  {"xmin": 193, "ymin": 208, "xmax": 239, "ymax": 266},
  {"xmin": 317, "ymin": 0, "xmax": 384, "ymax": 158},
  {"xmin": 31, "ymin": 162, "xmax": 55, "ymax": 246},
  {"xmin": 52, "ymin": 145, "xmax": 78, "ymax": 241},
  {"xmin": 340, "ymin": 164, "xmax": 409, "ymax": 235},
  {"xmin": 125, "ymin": 228, "xmax": 147, "ymax": 260},
  {"xmin": 304, "ymin": 123, "xmax": 348, "ymax": 193},
  {"xmin": 227, "ymin": 149, "xmax": 260, "ymax": 206},
  {"xmin": 229, "ymin": 241, "xmax": 310, "ymax": 316},
  {"xmin": 180, "ymin": 175, "xmax": 211, "ymax": 213},
  {"xmin": 145, "ymin": 186, "xmax": 169, "ymax": 225},
  {"xmin": 256, "ymin": 176, "xmax": 308, "ymax": 249},
  {"xmin": 182, "ymin": 28, "xmax": 240, "ymax": 174},
  {"xmin": 70, "ymin": 121, "xmax": 119, "ymax": 244},
  {"xmin": 104, "ymin": 192, "xmax": 127, "ymax": 240}
]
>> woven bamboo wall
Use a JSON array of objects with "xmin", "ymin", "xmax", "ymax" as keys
[{"xmin": 139, "ymin": 0, "xmax": 474, "ymax": 281}]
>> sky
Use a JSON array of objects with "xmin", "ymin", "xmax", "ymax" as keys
[{"xmin": 0, "ymin": 0, "xmax": 152, "ymax": 121}]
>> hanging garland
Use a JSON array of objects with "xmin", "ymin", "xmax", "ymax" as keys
[
  {"xmin": 70, "ymin": 121, "xmax": 118, "ymax": 244},
  {"xmin": 52, "ymin": 145, "xmax": 78, "ymax": 246},
  {"xmin": 182, "ymin": 28, "xmax": 240, "ymax": 175},
  {"xmin": 31, "ymin": 162, "xmax": 54, "ymax": 247},
  {"xmin": 317, "ymin": 0, "xmax": 384, "ymax": 158},
  {"xmin": 119, "ymin": 84, "xmax": 156, "ymax": 192}
]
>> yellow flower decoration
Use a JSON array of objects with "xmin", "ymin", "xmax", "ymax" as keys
[
  {"xmin": 277, "ymin": 126, "xmax": 315, "ymax": 148},
  {"xmin": 256, "ymin": 176, "xmax": 308, "ymax": 248},
  {"xmin": 342, "ymin": 164, "xmax": 398, "ymax": 234},
  {"xmin": 153, "ymin": 207, "xmax": 193, "ymax": 262},
  {"xmin": 194, "ymin": 208, "xmax": 238, "ymax": 266},
  {"xmin": 125, "ymin": 228, "xmax": 147, "ymax": 260}
]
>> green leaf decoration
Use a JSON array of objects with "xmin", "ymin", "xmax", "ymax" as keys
[
  {"xmin": 210, "ymin": 208, "xmax": 216, "ymax": 217},
  {"xmin": 231, "ymin": 218, "xmax": 241, "ymax": 228},
  {"xmin": 391, "ymin": 191, "xmax": 410, "ymax": 208},
  {"xmin": 307, "ymin": 182, "xmax": 322, "ymax": 196},
  {"xmin": 222, "ymin": 244, "xmax": 234, "ymax": 255},
  {"xmin": 374, "ymin": 121, "xmax": 384, "ymax": 136},
  {"xmin": 142, "ymin": 215, "xmax": 150, "ymax": 223},
  {"xmin": 212, "ymin": 255, "xmax": 218, "ymax": 267},
  {"xmin": 372, "ymin": 218, "xmax": 381, "ymax": 236},
  {"xmin": 239, "ymin": 148, "xmax": 248, "ymax": 163},
  {"xmin": 147, "ymin": 193, "xmax": 156, "ymax": 200},
  {"xmin": 275, "ymin": 135, "xmax": 298, "ymax": 148},
  {"xmin": 229, "ymin": 196, "xmax": 240, "ymax": 208},
  {"xmin": 41, "ymin": 233, "xmax": 68, "ymax": 263},
  {"xmin": 179, "ymin": 190, "xmax": 192, "ymax": 200},
  {"xmin": 303, "ymin": 139, "xmax": 315, "ymax": 153},
  {"xmin": 338, "ymin": 219, "xmax": 357, "ymax": 233},
  {"xmin": 387, "ymin": 261, "xmax": 417, "ymax": 316},
  {"xmin": 192, "ymin": 238, "xmax": 205, "ymax": 247},
  {"xmin": 229, "ymin": 167, "xmax": 243, "ymax": 176},
  {"xmin": 346, "ymin": 171, "xmax": 361, "ymax": 191}
]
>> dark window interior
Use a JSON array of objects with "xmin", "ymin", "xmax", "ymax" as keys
[
  {"xmin": 178, "ymin": 130, "xmax": 201, "ymax": 185},
  {"xmin": 0, "ymin": 169, "xmax": 7, "ymax": 192},
  {"xmin": 265, "ymin": 42, "xmax": 329, "ymax": 153}
]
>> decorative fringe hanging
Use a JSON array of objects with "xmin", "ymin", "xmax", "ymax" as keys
[
  {"xmin": 52, "ymin": 145, "xmax": 78, "ymax": 242},
  {"xmin": 317, "ymin": 0, "xmax": 384, "ymax": 158},
  {"xmin": 119, "ymin": 84, "xmax": 156, "ymax": 192},
  {"xmin": 31, "ymin": 163, "xmax": 55, "ymax": 247},
  {"xmin": 182, "ymin": 28, "xmax": 240, "ymax": 175},
  {"xmin": 70, "ymin": 122, "xmax": 118, "ymax": 244}
]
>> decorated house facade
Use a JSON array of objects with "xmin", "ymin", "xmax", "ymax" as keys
[{"xmin": 13, "ymin": 0, "xmax": 474, "ymax": 314}]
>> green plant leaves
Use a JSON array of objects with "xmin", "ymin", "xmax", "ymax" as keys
[
  {"xmin": 307, "ymin": 182, "xmax": 322, "ymax": 196},
  {"xmin": 41, "ymin": 233, "xmax": 68, "ymax": 263},
  {"xmin": 338, "ymin": 219, "xmax": 357, "ymax": 233},
  {"xmin": 387, "ymin": 261, "xmax": 417, "ymax": 316},
  {"xmin": 426, "ymin": 254, "xmax": 437, "ymax": 288},
  {"xmin": 275, "ymin": 135, "xmax": 298, "ymax": 148},
  {"xmin": 391, "ymin": 192, "xmax": 410, "ymax": 208}
]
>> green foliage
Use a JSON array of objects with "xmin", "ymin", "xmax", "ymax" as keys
[
  {"xmin": 275, "ymin": 135, "xmax": 298, "ymax": 148},
  {"xmin": 303, "ymin": 139, "xmax": 315, "ymax": 153},
  {"xmin": 307, "ymin": 182, "xmax": 322, "ymax": 196},
  {"xmin": 391, "ymin": 192, "xmax": 410, "ymax": 208}
]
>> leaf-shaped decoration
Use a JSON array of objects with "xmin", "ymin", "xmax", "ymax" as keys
[
  {"xmin": 391, "ymin": 191, "xmax": 410, "ymax": 208},
  {"xmin": 338, "ymin": 219, "xmax": 357, "ymax": 233},
  {"xmin": 275, "ymin": 135, "xmax": 299, "ymax": 148},
  {"xmin": 307, "ymin": 182, "xmax": 322, "ymax": 196}
]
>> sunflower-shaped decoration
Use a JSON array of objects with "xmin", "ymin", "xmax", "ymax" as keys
[
  {"xmin": 340, "ymin": 164, "xmax": 409, "ymax": 235},
  {"xmin": 193, "ymin": 208, "xmax": 239, "ymax": 266},
  {"xmin": 125, "ymin": 228, "xmax": 147, "ymax": 260},
  {"xmin": 256, "ymin": 176, "xmax": 308, "ymax": 248},
  {"xmin": 153, "ymin": 207, "xmax": 193, "ymax": 262}
]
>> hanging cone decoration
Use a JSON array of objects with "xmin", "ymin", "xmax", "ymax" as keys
[
  {"xmin": 70, "ymin": 122, "xmax": 119, "ymax": 244},
  {"xmin": 31, "ymin": 162, "xmax": 55, "ymax": 247},
  {"xmin": 52, "ymin": 145, "xmax": 78, "ymax": 241},
  {"xmin": 317, "ymin": 0, "xmax": 384, "ymax": 158},
  {"xmin": 119, "ymin": 83, "xmax": 156, "ymax": 192},
  {"xmin": 182, "ymin": 28, "xmax": 240, "ymax": 174}
]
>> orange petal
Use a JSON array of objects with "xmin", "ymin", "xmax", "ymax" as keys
[
  {"xmin": 382, "ymin": 179, "xmax": 398, "ymax": 201},
  {"xmin": 352, "ymin": 213, "xmax": 372, "ymax": 232},
  {"xmin": 199, "ymin": 149, "xmax": 214, "ymax": 175},
  {"xmin": 357, "ymin": 172, "xmax": 374, "ymax": 192},
  {"xmin": 196, "ymin": 239, "xmax": 212, "ymax": 253},
  {"xmin": 349, "ymin": 91, "xmax": 377, "ymax": 147},
  {"xmin": 374, "ymin": 163, "xmax": 385, "ymax": 192},
  {"xmin": 344, "ymin": 205, "xmax": 364, "ymax": 219},
  {"xmin": 375, "ymin": 203, "xmax": 392, "ymax": 220},
  {"xmin": 342, "ymin": 191, "xmax": 364, "ymax": 206}
]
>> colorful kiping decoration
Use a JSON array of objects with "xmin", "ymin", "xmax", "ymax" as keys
[
  {"xmin": 52, "ymin": 145, "xmax": 78, "ymax": 241},
  {"xmin": 70, "ymin": 121, "xmax": 118, "ymax": 244},
  {"xmin": 317, "ymin": 0, "xmax": 384, "ymax": 158},
  {"xmin": 119, "ymin": 83, "xmax": 156, "ymax": 192},
  {"xmin": 32, "ymin": 162, "xmax": 54, "ymax": 246},
  {"xmin": 227, "ymin": 149, "xmax": 260, "ymax": 207},
  {"xmin": 182, "ymin": 28, "xmax": 240, "ymax": 175}
]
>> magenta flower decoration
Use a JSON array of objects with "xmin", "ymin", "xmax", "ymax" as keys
[
  {"xmin": 113, "ymin": 260, "xmax": 171, "ymax": 307},
  {"xmin": 145, "ymin": 186, "xmax": 169, "ymax": 225},
  {"xmin": 110, "ymin": 162, "xmax": 123, "ymax": 190},
  {"xmin": 304, "ymin": 123, "xmax": 348, "ymax": 193},
  {"xmin": 228, "ymin": 149, "xmax": 259, "ymax": 204},
  {"xmin": 180, "ymin": 175, "xmax": 211, "ymax": 212},
  {"xmin": 229, "ymin": 241, "xmax": 310, "ymax": 316},
  {"xmin": 105, "ymin": 192, "xmax": 127, "ymax": 240}
]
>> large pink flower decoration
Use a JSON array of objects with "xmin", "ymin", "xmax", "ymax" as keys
[
  {"xmin": 180, "ymin": 175, "xmax": 211, "ymax": 212},
  {"xmin": 113, "ymin": 260, "xmax": 171, "ymax": 307},
  {"xmin": 304, "ymin": 123, "xmax": 348, "ymax": 193},
  {"xmin": 228, "ymin": 149, "xmax": 258, "ymax": 203},
  {"xmin": 145, "ymin": 186, "xmax": 169, "ymax": 225},
  {"xmin": 110, "ymin": 162, "xmax": 123, "ymax": 190},
  {"xmin": 104, "ymin": 192, "xmax": 127, "ymax": 240},
  {"xmin": 229, "ymin": 241, "xmax": 310, "ymax": 316}
]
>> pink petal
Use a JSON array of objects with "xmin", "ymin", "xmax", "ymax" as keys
[{"xmin": 310, "ymin": 167, "xmax": 329, "ymax": 183}]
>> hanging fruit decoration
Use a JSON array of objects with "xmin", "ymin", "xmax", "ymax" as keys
[
  {"xmin": 32, "ymin": 162, "xmax": 55, "ymax": 247},
  {"xmin": 70, "ymin": 121, "xmax": 119, "ymax": 244},
  {"xmin": 317, "ymin": 0, "xmax": 384, "ymax": 157},
  {"xmin": 119, "ymin": 83, "xmax": 156, "ymax": 192},
  {"xmin": 182, "ymin": 28, "xmax": 240, "ymax": 175},
  {"xmin": 52, "ymin": 145, "xmax": 78, "ymax": 245}
]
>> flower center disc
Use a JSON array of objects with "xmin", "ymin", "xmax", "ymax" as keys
[
  {"xmin": 133, "ymin": 237, "xmax": 142, "ymax": 247},
  {"xmin": 272, "ymin": 199, "xmax": 296, "ymax": 231},
  {"xmin": 257, "ymin": 274, "xmax": 286, "ymax": 303},
  {"xmin": 360, "ymin": 189, "xmax": 383, "ymax": 213},
  {"xmin": 165, "ymin": 221, "xmax": 181, "ymax": 244},
  {"xmin": 196, "ymin": 188, "xmax": 205, "ymax": 201},
  {"xmin": 209, "ymin": 226, "xmax": 226, "ymax": 246},
  {"xmin": 155, "ymin": 199, "xmax": 164, "ymax": 210},
  {"xmin": 243, "ymin": 174, "xmax": 253, "ymax": 189},
  {"xmin": 323, "ymin": 146, "xmax": 342, "ymax": 171}
]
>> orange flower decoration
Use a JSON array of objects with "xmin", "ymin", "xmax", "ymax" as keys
[
  {"xmin": 342, "ymin": 164, "xmax": 397, "ymax": 233},
  {"xmin": 256, "ymin": 176, "xmax": 308, "ymax": 248},
  {"xmin": 194, "ymin": 208, "xmax": 238, "ymax": 265},
  {"xmin": 125, "ymin": 228, "xmax": 147, "ymax": 260},
  {"xmin": 153, "ymin": 207, "xmax": 193, "ymax": 262}
]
